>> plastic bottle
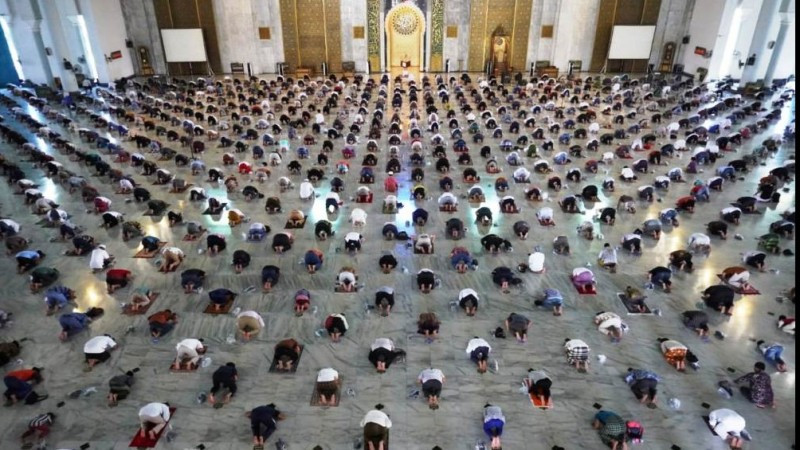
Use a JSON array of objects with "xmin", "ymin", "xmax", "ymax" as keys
[
  {"xmin": 717, "ymin": 387, "xmax": 732, "ymax": 399},
  {"xmin": 314, "ymin": 328, "xmax": 326, "ymax": 337},
  {"xmin": 226, "ymin": 334, "xmax": 236, "ymax": 344},
  {"xmin": 231, "ymin": 306, "xmax": 241, "ymax": 316},
  {"xmin": 668, "ymin": 398, "xmax": 681, "ymax": 409},
  {"xmin": 401, "ymin": 266, "xmax": 409, "ymax": 274},
  {"xmin": 200, "ymin": 357, "xmax": 212, "ymax": 368}
]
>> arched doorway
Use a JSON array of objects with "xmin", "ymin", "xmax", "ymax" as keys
[{"xmin": 385, "ymin": 3, "xmax": 425, "ymax": 69}]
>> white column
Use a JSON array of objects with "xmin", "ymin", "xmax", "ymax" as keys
[
  {"xmin": 741, "ymin": 0, "xmax": 781, "ymax": 82},
  {"xmin": 764, "ymin": 13, "xmax": 793, "ymax": 81}
]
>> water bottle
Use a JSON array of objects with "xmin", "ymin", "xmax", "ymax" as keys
[
  {"xmin": 200, "ymin": 357, "xmax": 212, "ymax": 368},
  {"xmin": 401, "ymin": 266, "xmax": 409, "ymax": 274},
  {"xmin": 314, "ymin": 328, "xmax": 326, "ymax": 337},
  {"xmin": 597, "ymin": 354, "xmax": 607, "ymax": 364},
  {"xmin": 226, "ymin": 333, "xmax": 236, "ymax": 344},
  {"xmin": 231, "ymin": 306, "xmax": 241, "ymax": 316},
  {"xmin": 668, "ymin": 398, "xmax": 681, "ymax": 409}
]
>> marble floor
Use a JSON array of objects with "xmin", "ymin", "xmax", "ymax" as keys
[{"xmin": 0, "ymin": 73, "xmax": 795, "ymax": 450}]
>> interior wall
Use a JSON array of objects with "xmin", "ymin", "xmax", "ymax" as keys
[
  {"xmin": 442, "ymin": 0, "xmax": 470, "ymax": 72},
  {"xmin": 679, "ymin": 0, "xmax": 727, "ymax": 77},
  {"xmin": 467, "ymin": 0, "xmax": 533, "ymax": 72},
  {"xmin": 589, "ymin": 0, "xmax": 662, "ymax": 72},
  {"xmin": 278, "ymin": 0, "xmax": 342, "ymax": 74},
  {"xmin": 119, "ymin": 0, "xmax": 168, "ymax": 75},
  {"xmin": 340, "ymin": 0, "xmax": 368, "ymax": 72},
  {"xmin": 78, "ymin": 0, "xmax": 134, "ymax": 83},
  {"xmin": 771, "ymin": 18, "xmax": 795, "ymax": 79},
  {"xmin": 549, "ymin": 0, "xmax": 601, "ymax": 72},
  {"xmin": 152, "ymin": 0, "xmax": 222, "ymax": 75}
]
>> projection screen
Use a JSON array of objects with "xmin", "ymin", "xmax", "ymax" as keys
[
  {"xmin": 608, "ymin": 25, "xmax": 656, "ymax": 59},
  {"xmin": 161, "ymin": 29, "xmax": 207, "ymax": 62}
]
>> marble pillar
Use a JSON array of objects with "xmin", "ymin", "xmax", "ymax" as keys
[
  {"xmin": 119, "ymin": 0, "xmax": 167, "ymax": 75},
  {"xmin": 442, "ymin": 0, "xmax": 470, "ymax": 72}
]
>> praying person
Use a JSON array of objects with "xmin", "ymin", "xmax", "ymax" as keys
[
  {"xmin": 273, "ymin": 338, "xmax": 302, "ymax": 371},
  {"xmin": 361, "ymin": 405, "xmax": 392, "ymax": 450},
  {"xmin": 482, "ymin": 404, "xmax": 506, "ymax": 450},
  {"xmin": 466, "ymin": 336, "xmax": 492, "ymax": 373},
  {"xmin": 418, "ymin": 367, "xmax": 445, "ymax": 409},
  {"xmin": 247, "ymin": 404, "xmax": 285, "ymax": 446},
  {"xmin": 734, "ymin": 362, "xmax": 775, "ymax": 408},
  {"xmin": 208, "ymin": 362, "xmax": 238, "ymax": 405},
  {"xmin": 84, "ymin": 334, "xmax": 117, "ymax": 370},
  {"xmin": 107, "ymin": 370, "xmax": 135, "ymax": 406},
  {"xmin": 315, "ymin": 368, "xmax": 340, "ymax": 406},
  {"xmin": 137, "ymin": 402, "xmax": 171, "ymax": 440},
  {"xmin": 172, "ymin": 338, "xmax": 206, "ymax": 370}
]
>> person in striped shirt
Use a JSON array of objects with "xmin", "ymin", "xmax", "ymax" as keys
[{"xmin": 21, "ymin": 412, "xmax": 56, "ymax": 442}]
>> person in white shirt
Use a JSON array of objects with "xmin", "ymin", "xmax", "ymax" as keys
[
  {"xmin": 361, "ymin": 405, "xmax": 392, "ymax": 449},
  {"xmin": 417, "ymin": 368, "xmax": 445, "ymax": 409},
  {"xmin": 537, "ymin": 207, "xmax": 554, "ymax": 226},
  {"xmin": 172, "ymin": 338, "xmax": 206, "ymax": 370},
  {"xmin": 414, "ymin": 233, "xmax": 434, "ymax": 254},
  {"xmin": 528, "ymin": 250, "xmax": 545, "ymax": 273},
  {"xmin": 325, "ymin": 191, "xmax": 341, "ymax": 213},
  {"xmin": 438, "ymin": 192, "xmax": 458, "ymax": 211},
  {"xmin": 344, "ymin": 231, "xmax": 363, "ymax": 253},
  {"xmin": 0, "ymin": 218, "xmax": 21, "ymax": 237},
  {"xmin": 299, "ymin": 180, "xmax": 314, "ymax": 200},
  {"xmin": 337, "ymin": 267, "xmax": 358, "ymax": 292},
  {"xmin": 159, "ymin": 246, "xmax": 184, "ymax": 272},
  {"xmin": 89, "ymin": 244, "xmax": 114, "ymax": 272},
  {"xmin": 513, "ymin": 167, "xmax": 531, "ymax": 182},
  {"xmin": 84, "ymin": 334, "xmax": 117, "ymax": 369},
  {"xmin": 466, "ymin": 337, "xmax": 492, "ymax": 373},
  {"xmin": 620, "ymin": 166, "xmax": 636, "ymax": 182},
  {"xmin": 368, "ymin": 338, "xmax": 404, "ymax": 373},
  {"xmin": 315, "ymin": 367, "xmax": 340, "ymax": 406},
  {"xmin": 688, "ymin": 232, "xmax": 711, "ymax": 253},
  {"xmin": 459, "ymin": 288, "xmax": 480, "ymax": 316},
  {"xmin": 350, "ymin": 207, "xmax": 367, "ymax": 226},
  {"xmin": 189, "ymin": 186, "xmax": 207, "ymax": 201},
  {"xmin": 118, "ymin": 178, "xmax": 134, "ymax": 194},
  {"xmin": 236, "ymin": 310, "xmax": 265, "ymax": 341},
  {"xmin": 597, "ymin": 243, "xmax": 617, "ymax": 273},
  {"xmin": 594, "ymin": 311, "xmax": 625, "ymax": 342},
  {"xmin": 708, "ymin": 408, "xmax": 748, "ymax": 449},
  {"xmin": 138, "ymin": 402, "xmax": 172, "ymax": 440}
]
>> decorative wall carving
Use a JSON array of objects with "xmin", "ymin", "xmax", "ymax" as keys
[
  {"xmin": 279, "ymin": 0, "xmax": 342, "ymax": 74},
  {"xmin": 430, "ymin": 0, "xmax": 444, "ymax": 71},
  {"xmin": 367, "ymin": 0, "xmax": 381, "ymax": 70},
  {"xmin": 467, "ymin": 0, "xmax": 532, "ymax": 72}
]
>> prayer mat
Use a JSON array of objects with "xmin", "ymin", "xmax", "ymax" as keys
[
  {"xmin": 618, "ymin": 293, "xmax": 653, "ymax": 315},
  {"xmin": 383, "ymin": 205, "xmax": 398, "ymax": 214},
  {"xmin": 439, "ymin": 206, "xmax": 458, "ymax": 212},
  {"xmin": 355, "ymin": 193, "xmax": 374, "ymax": 203},
  {"xmin": 268, "ymin": 346, "xmax": 304, "ymax": 373},
  {"xmin": 134, "ymin": 242, "xmax": 167, "ymax": 258},
  {"xmin": 182, "ymin": 230, "xmax": 207, "ymax": 241},
  {"xmin": 284, "ymin": 217, "xmax": 307, "ymax": 229},
  {"xmin": 128, "ymin": 407, "xmax": 176, "ymax": 448},
  {"xmin": 530, "ymin": 393, "xmax": 553, "ymax": 410},
  {"xmin": 122, "ymin": 293, "xmax": 159, "ymax": 315},
  {"xmin": 204, "ymin": 298, "xmax": 234, "ymax": 314},
  {"xmin": 202, "ymin": 203, "xmax": 228, "ymax": 215},
  {"xmin": 716, "ymin": 275, "xmax": 761, "ymax": 295},
  {"xmin": 573, "ymin": 284, "xmax": 597, "ymax": 295},
  {"xmin": 310, "ymin": 376, "xmax": 342, "ymax": 407}
]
